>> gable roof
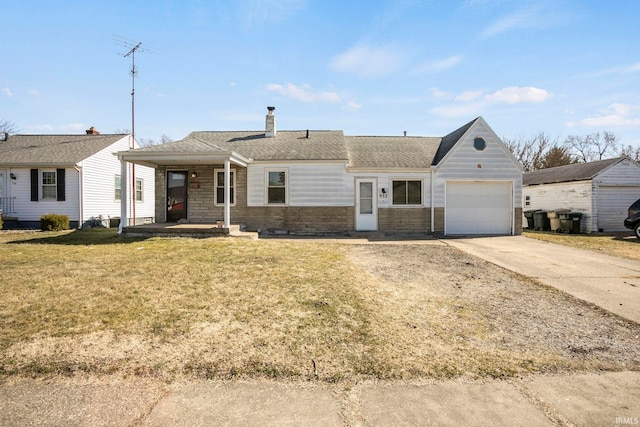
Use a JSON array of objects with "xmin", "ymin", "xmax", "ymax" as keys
[
  {"xmin": 130, "ymin": 130, "xmax": 348, "ymax": 161},
  {"xmin": 523, "ymin": 157, "xmax": 625, "ymax": 186},
  {"xmin": 431, "ymin": 117, "xmax": 479, "ymax": 165},
  {"xmin": 0, "ymin": 134, "xmax": 128, "ymax": 167},
  {"xmin": 345, "ymin": 136, "xmax": 441, "ymax": 168}
]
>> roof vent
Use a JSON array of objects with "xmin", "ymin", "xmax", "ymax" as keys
[
  {"xmin": 85, "ymin": 126, "xmax": 100, "ymax": 135},
  {"xmin": 0, "ymin": 132, "xmax": 7, "ymax": 141},
  {"xmin": 265, "ymin": 106, "xmax": 276, "ymax": 137}
]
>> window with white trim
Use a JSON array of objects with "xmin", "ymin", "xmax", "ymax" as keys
[
  {"xmin": 267, "ymin": 170, "xmax": 287, "ymax": 204},
  {"xmin": 135, "ymin": 178, "xmax": 143, "ymax": 202},
  {"xmin": 41, "ymin": 170, "xmax": 57, "ymax": 199},
  {"xmin": 525, "ymin": 195, "xmax": 531, "ymax": 207},
  {"xmin": 115, "ymin": 175, "xmax": 121, "ymax": 201},
  {"xmin": 392, "ymin": 179, "xmax": 422, "ymax": 205},
  {"xmin": 214, "ymin": 169, "xmax": 235, "ymax": 205}
]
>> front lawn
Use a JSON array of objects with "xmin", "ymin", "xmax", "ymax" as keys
[
  {"xmin": 1, "ymin": 229, "xmax": 638, "ymax": 382},
  {"xmin": 524, "ymin": 230, "xmax": 640, "ymax": 261}
]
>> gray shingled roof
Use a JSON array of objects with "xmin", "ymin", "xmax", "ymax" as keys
[
  {"xmin": 0, "ymin": 134, "xmax": 128, "ymax": 166},
  {"xmin": 130, "ymin": 130, "xmax": 348, "ymax": 161},
  {"xmin": 345, "ymin": 136, "xmax": 441, "ymax": 168},
  {"xmin": 523, "ymin": 157, "xmax": 623, "ymax": 185},
  {"xmin": 431, "ymin": 117, "xmax": 479, "ymax": 165}
]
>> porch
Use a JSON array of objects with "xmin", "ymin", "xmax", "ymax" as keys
[{"xmin": 120, "ymin": 222, "xmax": 258, "ymax": 239}]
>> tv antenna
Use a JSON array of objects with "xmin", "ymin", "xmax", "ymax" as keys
[{"xmin": 112, "ymin": 34, "xmax": 160, "ymax": 225}]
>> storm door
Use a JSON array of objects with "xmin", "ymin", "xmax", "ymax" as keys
[
  {"xmin": 166, "ymin": 171, "xmax": 188, "ymax": 222},
  {"xmin": 355, "ymin": 178, "xmax": 377, "ymax": 231}
]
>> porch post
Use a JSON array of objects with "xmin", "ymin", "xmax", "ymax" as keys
[
  {"xmin": 224, "ymin": 159, "xmax": 231, "ymax": 228},
  {"xmin": 118, "ymin": 158, "xmax": 129, "ymax": 234}
]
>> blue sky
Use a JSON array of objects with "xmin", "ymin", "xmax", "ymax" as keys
[{"xmin": 1, "ymin": 0, "xmax": 639, "ymax": 147}]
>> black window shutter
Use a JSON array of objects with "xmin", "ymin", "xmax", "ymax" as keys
[
  {"xmin": 56, "ymin": 168, "xmax": 66, "ymax": 201},
  {"xmin": 30, "ymin": 169, "xmax": 39, "ymax": 201}
]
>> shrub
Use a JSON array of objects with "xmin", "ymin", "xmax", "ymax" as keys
[{"xmin": 40, "ymin": 214, "xmax": 70, "ymax": 231}]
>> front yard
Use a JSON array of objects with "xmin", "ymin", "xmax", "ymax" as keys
[
  {"xmin": 524, "ymin": 230, "xmax": 640, "ymax": 261},
  {"xmin": 1, "ymin": 229, "xmax": 638, "ymax": 382}
]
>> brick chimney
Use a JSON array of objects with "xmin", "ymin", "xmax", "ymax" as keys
[
  {"xmin": 265, "ymin": 106, "xmax": 276, "ymax": 137},
  {"xmin": 85, "ymin": 126, "xmax": 100, "ymax": 135}
]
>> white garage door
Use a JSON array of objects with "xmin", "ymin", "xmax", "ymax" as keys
[
  {"xmin": 597, "ymin": 186, "xmax": 640, "ymax": 232},
  {"xmin": 446, "ymin": 181, "xmax": 512, "ymax": 235}
]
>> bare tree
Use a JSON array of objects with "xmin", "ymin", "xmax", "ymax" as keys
[
  {"xmin": 503, "ymin": 132, "xmax": 564, "ymax": 172},
  {"xmin": 619, "ymin": 144, "xmax": 640, "ymax": 162},
  {"xmin": 138, "ymin": 134, "xmax": 172, "ymax": 147},
  {"xmin": 0, "ymin": 119, "xmax": 19, "ymax": 135},
  {"xmin": 564, "ymin": 131, "xmax": 618, "ymax": 162}
]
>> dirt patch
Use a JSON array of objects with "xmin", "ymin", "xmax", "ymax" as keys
[{"xmin": 347, "ymin": 244, "xmax": 640, "ymax": 374}]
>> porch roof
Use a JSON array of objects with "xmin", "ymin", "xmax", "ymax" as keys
[{"xmin": 115, "ymin": 130, "xmax": 348, "ymax": 167}]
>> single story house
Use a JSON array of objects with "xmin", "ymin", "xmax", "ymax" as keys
[
  {"xmin": 523, "ymin": 157, "xmax": 640, "ymax": 232},
  {"xmin": 0, "ymin": 127, "xmax": 155, "ymax": 229},
  {"xmin": 116, "ymin": 108, "xmax": 523, "ymax": 235}
]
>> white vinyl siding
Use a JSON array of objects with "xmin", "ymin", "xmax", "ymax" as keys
[
  {"xmin": 11, "ymin": 168, "xmax": 79, "ymax": 221},
  {"xmin": 523, "ymin": 181, "xmax": 592, "ymax": 233},
  {"xmin": 433, "ymin": 120, "xmax": 521, "ymax": 235},
  {"xmin": 247, "ymin": 162, "xmax": 352, "ymax": 207},
  {"xmin": 82, "ymin": 136, "xmax": 155, "ymax": 223}
]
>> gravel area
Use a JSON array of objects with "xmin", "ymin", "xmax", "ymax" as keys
[{"xmin": 347, "ymin": 243, "xmax": 640, "ymax": 373}]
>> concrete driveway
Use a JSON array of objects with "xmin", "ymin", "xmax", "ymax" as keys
[{"xmin": 445, "ymin": 235, "xmax": 640, "ymax": 324}]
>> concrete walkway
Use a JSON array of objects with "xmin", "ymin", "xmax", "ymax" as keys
[
  {"xmin": 1, "ymin": 372, "xmax": 639, "ymax": 426},
  {"xmin": 445, "ymin": 235, "xmax": 640, "ymax": 324}
]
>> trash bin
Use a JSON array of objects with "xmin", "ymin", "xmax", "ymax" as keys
[
  {"xmin": 558, "ymin": 211, "xmax": 582, "ymax": 233},
  {"xmin": 524, "ymin": 210, "xmax": 539, "ymax": 229},
  {"xmin": 549, "ymin": 209, "xmax": 570, "ymax": 232},
  {"xmin": 569, "ymin": 212, "xmax": 583, "ymax": 234},
  {"xmin": 533, "ymin": 210, "xmax": 551, "ymax": 231}
]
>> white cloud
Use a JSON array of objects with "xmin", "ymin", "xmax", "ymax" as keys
[
  {"xmin": 230, "ymin": 81, "xmax": 237, "ymax": 87},
  {"xmin": 267, "ymin": 83, "xmax": 341, "ymax": 104},
  {"xmin": 3, "ymin": 87, "xmax": 13, "ymax": 97},
  {"xmin": 581, "ymin": 103, "xmax": 640, "ymax": 127},
  {"xmin": 429, "ymin": 87, "xmax": 448, "ymax": 98},
  {"xmin": 28, "ymin": 89, "xmax": 40, "ymax": 95},
  {"xmin": 455, "ymin": 90, "xmax": 485, "ymax": 102},
  {"xmin": 480, "ymin": 5, "xmax": 557, "ymax": 39},
  {"xmin": 484, "ymin": 86, "xmax": 552, "ymax": 104},
  {"xmin": 345, "ymin": 101, "xmax": 362, "ymax": 111},
  {"xmin": 591, "ymin": 62, "xmax": 640, "ymax": 77},
  {"xmin": 415, "ymin": 55, "xmax": 462, "ymax": 73},
  {"xmin": 330, "ymin": 44, "xmax": 404, "ymax": 78}
]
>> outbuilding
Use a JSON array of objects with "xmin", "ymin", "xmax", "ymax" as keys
[{"xmin": 523, "ymin": 157, "xmax": 640, "ymax": 232}]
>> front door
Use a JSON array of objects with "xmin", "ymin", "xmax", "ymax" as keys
[
  {"xmin": 355, "ymin": 178, "xmax": 377, "ymax": 231},
  {"xmin": 167, "ymin": 171, "xmax": 188, "ymax": 222}
]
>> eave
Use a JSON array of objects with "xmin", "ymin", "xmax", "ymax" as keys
[{"xmin": 114, "ymin": 150, "xmax": 252, "ymax": 168}]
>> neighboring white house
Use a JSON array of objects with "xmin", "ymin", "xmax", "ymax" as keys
[
  {"xmin": 0, "ymin": 127, "xmax": 155, "ymax": 229},
  {"xmin": 116, "ymin": 108, "xmax": 523, "ymax": 236},
  {"xmin": 523, "ymin": 157, "xmax": 640, "ymax": 233}
]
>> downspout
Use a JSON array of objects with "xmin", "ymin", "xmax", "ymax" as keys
[
  {"xmin": 74, "ymin": 163, "xmax": 83, "ymax": 229},
  {"xmin": 430, "ymin": 166, "xmax": 436, "ymax": 233}
]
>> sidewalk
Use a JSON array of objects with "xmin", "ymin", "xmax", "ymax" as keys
[{"xmin": 1, "ymin": 372, "xmax": 638, "ymax": 426}]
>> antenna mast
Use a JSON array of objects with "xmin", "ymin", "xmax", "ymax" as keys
[{"xmin": 124, "ymin": 42, "xmax": 141, "ymax": 150}]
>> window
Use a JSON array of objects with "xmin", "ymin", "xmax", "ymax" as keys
[
  {"xmin": 267, "ymin": 170, "xmax": 286, "ymax": 204},
  {"xmin": 135, "ymin": 178, "xmax": 143, "ymax": 202},
  {"xmin": 115, "ymin": 175, "xmax": 121, "ymax": 201},
  {"xmin": 525, "ymin": 195, "xmax": 531, "ymax": 207},
  {"xmin": 214, "ymin": 169, "xmax": 235, "ymax": 205},
  {"xmin": 392, "ymin": 179, "xmax": 422, "ymax": 205},
  {"xmin": 41, "ymin": 171, "xmax": 57, "ymax": 199}
]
